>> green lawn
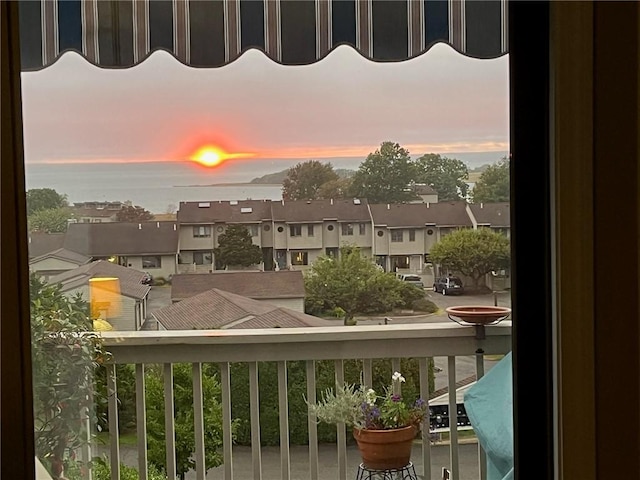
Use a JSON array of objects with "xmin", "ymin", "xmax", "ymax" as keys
[{"xmin": 95, "ymin": 431, "xmax": 137, "ymax": 446}]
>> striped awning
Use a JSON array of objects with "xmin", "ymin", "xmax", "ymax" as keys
[{"xmin": 19, "ymin": 0, "xmax": 508, "ymax": 72}]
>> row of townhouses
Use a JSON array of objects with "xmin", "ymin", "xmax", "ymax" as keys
[{"xmin": 29, "ymin": 198, "xmax": 509, "ymax": 282}]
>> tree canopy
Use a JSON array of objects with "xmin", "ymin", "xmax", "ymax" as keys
[
  {"xmin": 28, "ymin": 206, "xmax": 72, "ymax": 233},
  {"xmin": 213, "ymin": 224, "xmax": 262, "ymax": 268},
  {"xmin": 26, "ymin": 188, "xmax": 68, "ymax": 215},
  {"xmin": 428, "ymin": 228, "xmax": 510, "ymax": 289},
  {"xmin": 470, "ymin": 157, "xmax": 510, "ymax": 203},
  {"xmin": 414, "ymin": 153, "xmax": 469, "ymax": 201},
  {"xmin": 115, "ymin": 205, "xmax": 154, "ymax": 222},
  {"xmin": 349, "ymin": 142, "xmax": 418, "ymax": 204},
  {"xmin": 282, "ymin": 160, "xmax": 340, "ymax": 200},
  {"xmin": 304, "ymin": 245, "xmax": 422, "ymax": 323}
]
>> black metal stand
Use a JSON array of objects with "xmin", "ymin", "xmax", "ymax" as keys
[{"xmin": 355, "ymin": 462, "xmax": 419, "ymax": 480}]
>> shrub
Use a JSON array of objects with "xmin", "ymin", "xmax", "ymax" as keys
[
  {"xmin": 411, "ymin": 298, "xmax": 438, "ymax": 313},
  {"xmin": 152, "ymin": 276, "xmax": 166, "ymax": 286},
  {"xmin": 396, "ymin": 282, "xmax": 425, "ymax": 309},
  {"xmin": 66, "ymin": 457, "xmax": 167, "ymax": 480}
]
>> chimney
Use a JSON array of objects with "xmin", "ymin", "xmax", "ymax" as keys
[
  {"xmin": 281, "ymin": 200, "xmax": 285, "ymax": 206},
  {"xmin": 173, "ymin": 224, "xmax": 177, "ymax": 231},
  {"xmin": 426, "ymin": 202, "xmax": 430, "ymax": 208},
  {"xmin": 481, "ymin": 203, "xmax": 484, "ymax": 208},
  {"xmin": 157, "ymin": 222, "xmax": 160, "ymax": 228},
  {"xmin": 138, "ymin": 223, "xmax": 142, "ymax": 229},
  {"xmin": 331, "ymin": 198, "xmax": 334, "ymax": 205}
]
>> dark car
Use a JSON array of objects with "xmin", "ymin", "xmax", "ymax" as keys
[{"xmin": 433, "ymin": 276, "xmax": 464, "ymax": 295}]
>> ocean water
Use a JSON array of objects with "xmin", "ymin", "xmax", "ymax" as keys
[{"xmin": 24, "ymin": 152, "xmax": 505, "ymax": 213}]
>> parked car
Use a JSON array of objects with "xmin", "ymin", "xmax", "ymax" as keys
[
  {"xmin": 397, "ymin": 274, "xmax": 425, "ymax": 289},
  {"xmin": 433, "ymin": 276, "xmax": 464, "ymax": 295}
]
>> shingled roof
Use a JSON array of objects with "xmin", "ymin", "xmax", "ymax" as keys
[
  {"xmin": 369, "ymin": 201, "xmax": 473, "ymax": 228},
  {"xmin": 177, "ymin": 200, "xmax": 273, "ymax": 224},
  {"xmin": 272, "ymin": 198, "xmax": 370, "ymax": 223},
  {"xmin": 153, "ymin": 288, "xmax": 330, "ymax": 330},
  {"xmin": 63, "ymin": 221, "xmax": 179, "ymax": 257},
  {"xmin": 29, "ymin": 248, "xmax": 91, "ymax": 266},
  {"xmin": 468, "ymin": 202, "xmax": 511, "ymax": 228},
  {"xmin": 171, "ymin": 271, "xmax": 305, "ymax": 302},
  {"xmin": 48, "ymin": 260, "xmax": 150, "ymax": 300},
  {"xmin": 28, "ymin": 232, "xmax": 66, "ymax": 259}
]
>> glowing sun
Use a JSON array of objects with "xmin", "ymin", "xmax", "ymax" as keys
[{"xmin": 190, "ymin": 145, "xmax": 255, "ymax": 168}]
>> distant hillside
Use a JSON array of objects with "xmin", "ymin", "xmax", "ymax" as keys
[{"xmin": 250, "ymin": 168, "xmax": 355, "ymax": 185}]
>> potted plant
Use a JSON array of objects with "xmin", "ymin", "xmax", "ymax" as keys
[{"xmin": 307, "ymin": 371, "xmax": 428, "ymax": 470}]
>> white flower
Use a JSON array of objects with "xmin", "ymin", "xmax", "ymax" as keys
[
  {"xmin": 365, "ymin": 388, "xmax": 377, "ymax": 406},
  {"xmin": 392, "ymin": 372, "xmax": 406, "ymax": 383}
]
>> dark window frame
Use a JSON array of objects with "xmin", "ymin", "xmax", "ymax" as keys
[
  {"xmin": 193, "ymin": 225, "xmax": 211, "ymax": 238},
  {"xmin": 390, "ymin": 230, "xmax": 403, "ymax": 242},
  {"xmin": 289, "ymin": 224, "xmax": 302, "ymax": 237},
  {"xmin": 141, "ymin": 255, "xmax": 162, "ymax": 269}
]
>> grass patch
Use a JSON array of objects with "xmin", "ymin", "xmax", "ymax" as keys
[{"xmin": 95, "ymin": 431, "xmax": 137, "ymax": 446}]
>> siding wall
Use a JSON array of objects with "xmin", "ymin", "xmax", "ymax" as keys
[{"xmin": 126, "ymin": 255, "xmax": 176, "ymax": 279}]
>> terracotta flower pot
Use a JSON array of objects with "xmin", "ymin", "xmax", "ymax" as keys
[{"xmin": 353, "ymin": 425, "xmax": 417, "ymax": 470}]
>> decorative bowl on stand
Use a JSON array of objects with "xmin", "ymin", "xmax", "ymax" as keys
[{"xmin": 446, "ymin": 305, "xmax": 511, "ymax": 339}]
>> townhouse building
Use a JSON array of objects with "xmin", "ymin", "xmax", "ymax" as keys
[
  {"xmin": 176, "ymin": 199, "xmax": 510, "ymax": 274},
  {"xmin": 70, "ymin": 201, "xmax": 126, "ymax": 223}
]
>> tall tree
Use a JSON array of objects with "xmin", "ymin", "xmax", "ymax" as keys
[
  {"xmin": 115, "ymin": 205, "xmax": 154, "ymax": 222},
  {"xmin": 316, "ymin": 177, "xmax": 353, "ymax": 199},
  {"xmin": 349, "ymin": 142, "xmax": 418, "ymax": 204},
  {"xmin": 282, "ymin": 160, "xmax": 340, "ymax": 200},
  {"xmin": 304, "ymin": 245, "xmax": 407, "ymax": 324},
  {"xmin": 28, "ymin": 206, "xmax": 72, "ymax": 233},
  {"xmin": 414, "ymin": 154, "xmax": 470, "ymax": 201},
  {"xmin": 26, "ymin": 188, "xmax": 68, "ymax": 215},
  {"xmin": 470, "ymin": 157, "xmax": 510, "ymax": 203},
  {"xmin": 428, "ymin": 228, "xmax": 510, "ymax": 289},
  {"xmin": 213, "ymin": 225, "xmax": 262, "ymax": 268},
  {"xmin": 145, "ymin": 363, "xmax": 232, "ymax": 479}
]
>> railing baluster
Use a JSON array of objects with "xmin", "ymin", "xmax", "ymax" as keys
[
  {"xmin": 163, "ymin": 364, "xmax": 176, "ymax": 480},
  {"xmin": 249, "ymin": 362, "xmax": 263, "ymax": 480},
  {"xmin": 220, "ymin": 362, "xmax": 233, "ymax": 480},
  {"xmin": 135, "ymin": 364, "xmax": 148, "ymax": 480},
  {"xmin": 475, "ymin": 352, "xmax": 487, "ymax": 480},
  {"xmin": 306, "ymin": 360, "xmax": 319, "ymax": 480},
  {"xmin": 106, "ymin": 364, "xmax": 120, "ymax": 480},
  {"xmin": 335, "ymin": 360, "xmax": 346, "ymax": 480},
  {"xmin": 447, "ymin": 356, "xmax": 459, "ymax": 480},
  {"xmin": 392, "ymin": 358, "xmax": 401, "ymax": 376},
  {"xmin": 419, "ymin": 358, "xmax": 432, "ymax": 480},
  {"xmin": 277, "ymin": 361, "xmax": 291, "ymax": 480},
  {"xmin": 362, "ymin": 359, "xmax": 373, "ymax": 389},
  {"xmin": 192, "ymin": 363, "xmax": 206, "ymax": 480}
]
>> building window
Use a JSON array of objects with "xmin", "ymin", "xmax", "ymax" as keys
[
  {"xmin": 391, "ymin": 230, "xmax": 403, "ymax": 242},
  {"xmin": 327, "ymin": 224, "xmax": 334, "ymax": 231},
  {"xmin": 142, "ymin": 256, "xmax": 162, "ymax": 269},
  {"xmin": 290, "ymin": 225, "xmax": 302, "ymax": 237},
  {"xmin": 308, "ymin": 225, "xmax": 314, "ymax": 236},
  {"xmin": 193, "ymin": 226, "xmax": 211, "ymax": 238},
  {"xmin": 409, "ymin": 229, "xmax": 416, "ymax": 242},
  {"xmin": 248, "ymin": 225, "xmax": 259, "ymax": 237},
  {"xmin": 427, "ymin": 228, "xmax": 434, "ymax": 235},
  {"xmin": 277, "ymin": 226, "xmax": 284, "ymax": 233},
  {"xmin": 264, "ymin": 224, "xmax": 271, "ymax": 231},
  {"xmin": 341, "ymin": 223, "xmax": 354, "ymax": 236},
  {"xmin": 193, "ymin": 251, "xmax": 212, "ymax": 265},
  {"xmin": 326, "ymin": 247, "xmax": 339, "ymax": 257},
  {"xmin": 291, "ymin": 251, "xmax": 308, "ymax": 266},
  {"xmin": 377, "ymin": 230, "xmax": 384, "ymax": 237},
  {"xmin": 359, "ymin": 223, "xmax": 366, "ymax": 235}
]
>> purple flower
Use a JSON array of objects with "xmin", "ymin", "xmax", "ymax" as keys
[
  {"xmin": 415, "ymin": 398, "xmax": 426, "ymax": 408},
  {"xmin": 392, "ymin": 394, "xmax": 401, "ymax": 402}
]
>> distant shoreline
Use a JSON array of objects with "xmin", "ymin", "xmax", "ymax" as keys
[{"xmin": 174, "ymin": 182, "xmax": 282, "ymax": 187}]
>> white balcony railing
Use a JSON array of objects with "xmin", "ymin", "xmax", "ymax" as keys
[{"xmin": 100, "ymin": 322, "xmax": 512, "ymax": 480}]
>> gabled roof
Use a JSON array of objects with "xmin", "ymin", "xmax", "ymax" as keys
[
  {"xmin": 171, "ymin": 271, "xmax": 305, "ymax": 302},
  {"xmin": 468, "ymin": 202, "xmax": 511, "ymax": 228},
  {"xmin": 178, "ymin": 200, "xmax": 273, "ymax": 224},
  {"xmin": 153, "ymin": 288, "xmax": 331, "ymax": 330},
  {"xmin": 271, "ymin": 198, "xmax": 370, "ymax": 223},
  {"xmin": 63, "ymin": 221, "xmax": 179, "ymax": 257},
  {"xmin": 28, "ymin": 232, "xmax": 66, "ymax": 259},
  {"xmin": 29, "ymin": 248, "xmax": 91, "ymax": 266},
  {"xmin": 369, "ymin": 201, "xmax": 473, "ymax": 228},
  {"xmin": 48, "ymin": 260, "xmax": 150, "ymax": 300}
]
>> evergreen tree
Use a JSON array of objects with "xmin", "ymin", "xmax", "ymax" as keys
[{"xmin": 213, "ymin": 225, "xmax": 262, "ymax": 268}]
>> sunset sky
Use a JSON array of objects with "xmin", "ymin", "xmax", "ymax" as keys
[{"xmin": 19, "ymin": 43, "xmax": 509, "ymax": 166}]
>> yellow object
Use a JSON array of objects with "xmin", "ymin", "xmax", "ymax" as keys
[
  {"xmin": 89, "ymin": 277, "xmax": 122, "ymax": 319},
  {"xmin": 93, "ymin": 318, "xmax": 114, "ymax": 331}
]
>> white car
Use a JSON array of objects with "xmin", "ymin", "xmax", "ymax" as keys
[{"xmin": 397, "ymin": 274, "xmax": 424, "ymax": 289}]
